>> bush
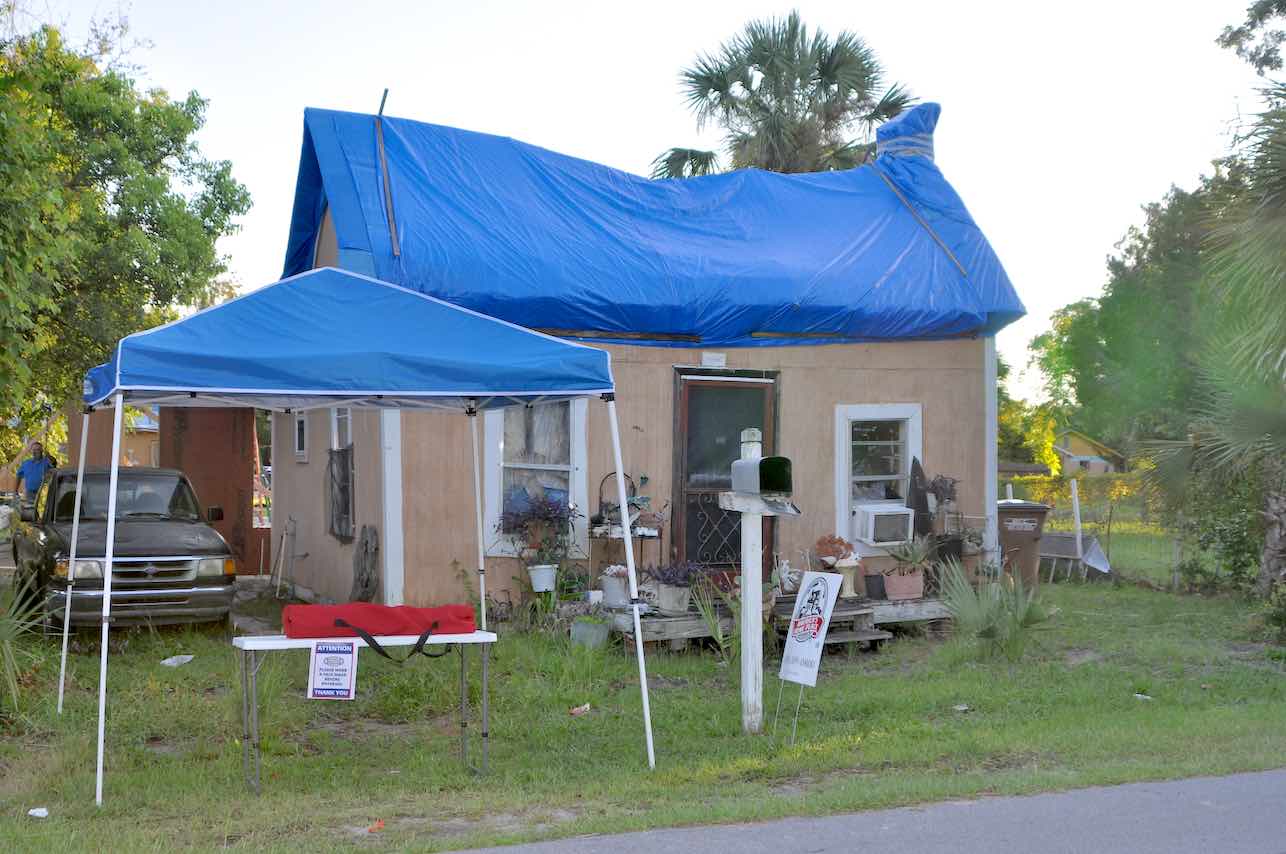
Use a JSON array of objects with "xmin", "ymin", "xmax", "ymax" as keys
[
  {"xmin": 939, "ymin": 560, "xmax": 1051, "ymax": 661},
  {"xmin": 1265, "ymin": 583, "xmax": 1286, "ymax": 643}
]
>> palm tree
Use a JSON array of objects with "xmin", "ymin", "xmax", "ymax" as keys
[
  {"xmin": 652, "ymin": 11, "xmax": 912, "ymax": 179},
  {"xmin": 1152, "ymin": 87, "xmax": 1286, "ymax": 596}
]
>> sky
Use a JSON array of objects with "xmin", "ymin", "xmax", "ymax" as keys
[{"xmin": 49, "ymin": 0, "xmax": 1268, "ymax": 399}]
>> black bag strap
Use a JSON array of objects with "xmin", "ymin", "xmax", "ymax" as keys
[{"xmin": 333, "ymin": 618, "xmax": 451, "ymax": 662}]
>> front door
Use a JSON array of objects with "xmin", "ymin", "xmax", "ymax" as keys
[{"xmin": 676, "ymin": 377, "xmax": 774, "ymax": 570}]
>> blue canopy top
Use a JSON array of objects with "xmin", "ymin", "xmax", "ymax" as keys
[
  {"xmin": 283, "ymin": 102, "xmax": 1023, "ymax": 347},
  {"xmin": 83, "ymin": 268, "xmax": 614, "ymax": 410}
]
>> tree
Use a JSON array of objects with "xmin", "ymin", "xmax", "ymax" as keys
[
  {"xmin": 1027, "ymin": 166, "xmax": 1245, "ymax": 449},
  {"xmin": 997, "ymin": 356, "xmax": 1061, "ymax": 474},
  {"xmin": 0, "ymin": 24, "xmax": 249, "ymax": 425},
  {"xmin": 652, "ymin": 11, "xmax": 911, "ymax": 178},
  {"xmin": 1218, "ymin": 1, "xmax": 1286, "ymax": 74}
]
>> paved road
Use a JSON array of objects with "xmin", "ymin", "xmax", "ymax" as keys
[{"xmin": 453, "ymin": 769, "xmax": 1286, "ymax": 854}]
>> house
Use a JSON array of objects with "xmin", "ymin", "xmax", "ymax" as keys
[
  {"xmin": 270, "ymin": 103, "xmax": 1025, "ymax": 606},
  {"xmin": 1052, "ymin": 430, "xmax": 1126, "ymax": 474}
]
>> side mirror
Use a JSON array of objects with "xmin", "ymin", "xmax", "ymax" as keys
[
  {"xmin": 206, "ymin": 506, "xmax": 224, "ymax": 523},
  {"xmin": 19, "ymin": 505, "xmax": 34, "ymax": 523}
]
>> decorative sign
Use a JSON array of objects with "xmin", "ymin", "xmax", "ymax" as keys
[
  {"xmin": 779, "ymin": 571, "xmax": 842, "ymax": 687},
  {"xmin": 307, "ymin": 640, "xmax": 358, "ymax": 700},
  {"xmin": 1003, "ymin": 517, "xmax": 1039, "ymax": 532}
]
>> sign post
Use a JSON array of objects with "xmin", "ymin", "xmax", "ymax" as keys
[
  {"xmin": 718, "ymin": 429, "xmax": 800, "ymax": 736},
  {"xmin": 776, "ymin": 570, "xmax": 842, "ymax": 744}
]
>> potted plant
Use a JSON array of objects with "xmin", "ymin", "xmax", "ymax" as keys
[
  {"xmin": 815, "ymin": 535, "xmax": 861, "ymax": 597},
  {"xmin": 883, "ymin": 535, "xmax": 934, "ymax": 601},
  {"xmin": 599, "ymin": 564, "xmax": 630, "ymax": 608},
  {"xmin": 498, "ymin": 495, "xmax": 577, "ymax": 593},
  {"xmin": 570, "ymin": 613, "xmax": 611, "ymax": 649},
  {"xmin": 646, "ymin": 561, "xmax": 701, "ymax": 615}
]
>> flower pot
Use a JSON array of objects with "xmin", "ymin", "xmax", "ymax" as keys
[
  {"xmin": 883, "ymin": 569, "xmax": 925, "ymax": 601},
  {"xmin": 655, "ymin": 583, "xmax": 692, "ymax": 616},
  {"xmin": 863, "ymin": 573, "xmax": 887, "ymax": 600},
  {"xmin": 570, "ymin": 619, "xmax": 610, "ymax": 649},
  {"xmin": 600, "ymin": 575, "xmax": 629, "ymax": 608},
  {"xmin": 527, "ymin": 564, "xmax": 557, "ymax": 593},
  {"xmin": 835, "ymin": 558, "xmax": 861, "ymax": 598}
]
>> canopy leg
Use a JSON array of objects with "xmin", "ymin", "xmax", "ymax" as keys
[
  {"xmin": 606, "ymin": 395, "xmax": 655, "ymax": 769},
  {"xmin": 469, "ymin": 409, "xmax": 487, "ymax": 630},
  {"xmin": 94, "ymin": 394, "xmax": 124, "ymax": 806},
  {"xmin": 57, "ymin": 412, "xmax": 90, "ymax": 715}
]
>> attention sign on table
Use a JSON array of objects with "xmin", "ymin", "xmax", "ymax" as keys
[{"xmin": 307, "ymin": 640, "xmax": 358, "ymax": 700}]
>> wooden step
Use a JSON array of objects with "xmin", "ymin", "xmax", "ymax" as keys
[{"xmin": 823, "ymin": 628, "xmax": 893, "ymax": 644}]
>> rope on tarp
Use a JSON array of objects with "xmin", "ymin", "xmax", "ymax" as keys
[{"xmin": 871, "ymin": 164, "xmax": 969, "ymax": 282}]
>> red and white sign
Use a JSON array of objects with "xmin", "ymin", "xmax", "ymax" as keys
[{"xmin": 779, "ymin": 571, "xmax": 842, "ymax": 687}]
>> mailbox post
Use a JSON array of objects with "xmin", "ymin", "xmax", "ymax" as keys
[{"xmin": 718, "ymin": 428, "xmax": 799, "ymax": 734}]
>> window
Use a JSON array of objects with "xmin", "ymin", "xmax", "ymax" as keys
[
  {"xmin": 331, "ymin": 407, "xmax": 351, "ymax": 450},
  {"xmin": 484, "ymin": 400, "xmax": 587, "ymax": 557},
  {"xmin": 850, "ymin": 420, "xmax": 908, "ymax": 503},
  {"xmin": 833, "ymin": 404, "xmax": 922, "ymax": 549},
  {"xmin": 293, "ymin": 413, "xmax": 308, "ymax": 462},
  {"xmin": 327, "ymin": 407, "xmax": 355, "ymax": 541}
]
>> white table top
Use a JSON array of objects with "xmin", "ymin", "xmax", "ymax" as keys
[{"xmin": 233, "ymin": 630, "xmax": 497, "ymax": 651}]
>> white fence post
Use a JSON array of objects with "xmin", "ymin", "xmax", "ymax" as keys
[{"xmin": 739, "ymin": 428, "xmax": 763, "ymax": 734}]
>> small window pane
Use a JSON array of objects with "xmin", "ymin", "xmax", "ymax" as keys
[
  {"xmin": 502, "ymin": 467, "xmax": 571, "ymax": 517},
  {"xmin": 852, "ymin": 478, "xmax": 905, "ymax": 502},
  {"xmin": 504, "ymin": 402, "xmax": 570, "ymax": 466},
  {"xmin": 851, "ymin": 444, "xmax": 902, "ymax": 478},
  {"xmin": 851, "ymin": 421, "xmax": 902, "ymax": 443},
  {"xmin": 295, "ymin": 417, "xmax": 307, "ymax": 452}
]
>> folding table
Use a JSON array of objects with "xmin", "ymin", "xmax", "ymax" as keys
[{"xmin": 233, "ymin": 630, "xmax": 496, "ymax": 793}]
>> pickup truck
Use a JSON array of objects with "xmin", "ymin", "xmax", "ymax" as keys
[{"xmin": 11, "ymin": 467, "xmax": 236, "ymax": 628}]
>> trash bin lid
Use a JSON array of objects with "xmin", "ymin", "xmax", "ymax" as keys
[{"xmin": 997, "ymin": 499, "xmax": 1051, "ymax": 513}]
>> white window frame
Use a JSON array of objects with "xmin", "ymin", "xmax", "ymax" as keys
[
  {"xmin": 293, "ymin": 413, "xmax": 308, "ymax": 462},
  {"xmin": 330, "ymin": 406, "xmax": 352, "ymax": 450},
  {"xmin": 483, "ymin": 399, "xmax": 588, "ymax": 559},
  {"xmin": 833, "ymin": 403, "xmax": 922, "ymax": 556},
  {"xmin": 329, "ymin": 407, "xmax": 356, "ymax": 533}
]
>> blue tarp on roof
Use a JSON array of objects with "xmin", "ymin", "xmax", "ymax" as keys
[
  {"xmin": 83, "ymin": 268, "xmax": 614, "ymax": 410},
  {"xmin": 283, "ymin": 102, "xmax": 1023, "ymax": 347}
]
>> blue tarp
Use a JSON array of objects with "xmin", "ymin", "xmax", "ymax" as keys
[
  {"xmin": 284, "ymin": 102, "xmax": 1023, "ymax": 347},
  {"xmin": 83, "ymin": 268, "xmax": 614, "ymax": 410}
]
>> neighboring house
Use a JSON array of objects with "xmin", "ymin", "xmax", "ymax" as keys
[
  {"xmin": 1052, "ymin": 430, "xmax": 1126, "ymax": 474},
  {"xmin": 271, "ymin": 103, "xmax": 1025, "ymax": 606}
]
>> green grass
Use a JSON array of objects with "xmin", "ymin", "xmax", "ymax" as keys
[{"xmin": 1, "ymin": 584, "xmax": 1285, "ymax": 851}]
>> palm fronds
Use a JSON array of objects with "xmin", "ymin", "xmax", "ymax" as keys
[
  {"xmin": 657, "ymin": 11, "xmax": 912, "ymax": 178},
  {"xmin": 1, "ymin": 574, "xmax": 43, "ymax": 713},
  {"xmin": 939, "ymin": 560, "xmax": 1050, "ymax": 662}
]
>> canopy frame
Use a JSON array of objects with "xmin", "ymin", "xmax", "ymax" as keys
[{"xmin": 64, "ymin": 272, "xmax": 657, "ymax": 803}]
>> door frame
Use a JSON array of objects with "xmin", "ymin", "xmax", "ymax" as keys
[{"xmin": 672, "ymin": 369, "xmax": 778, "ymax": 568}]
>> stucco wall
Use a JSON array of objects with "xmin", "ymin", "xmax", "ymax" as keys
[
  {"xmin": 270, "ymin": 408, "xmax": 384, "ymax": 602},
  {"xmin": 398, "ymin": 338, "xmax": 987, "ymax": 605}
]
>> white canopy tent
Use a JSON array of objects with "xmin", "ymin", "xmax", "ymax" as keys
[{"xmin": 64, "ymin": 267, "xmax": 655, "ymax": 804}]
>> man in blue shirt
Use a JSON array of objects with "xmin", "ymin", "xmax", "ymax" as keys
[{"xmin": 14, "ymin": 442, "xmax": 56, "ymax": 501}]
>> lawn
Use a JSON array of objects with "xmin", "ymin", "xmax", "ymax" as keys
[{"xmin": 2, "ymin": 583, "xmax": 1284, "ymax": 852}]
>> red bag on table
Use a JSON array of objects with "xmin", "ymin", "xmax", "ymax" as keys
[{"xmin": 282, "ymin": 603, "xmax": 475, "ymax": 639}]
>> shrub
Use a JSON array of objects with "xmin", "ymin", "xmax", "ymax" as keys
[
  {"xmin": 939, "ymin": 560, "xmax": 1051, "ymax": 661},
  {"xmin": 1265, "ymin": 583, "xmax": 1286, "ymax": 643}
]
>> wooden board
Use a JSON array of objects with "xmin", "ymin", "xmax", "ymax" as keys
[
  {"xmin": 870, "ymin": 598, "xmax": 951, "ymax": 624},
  {"xmin": 616, "ymin": 612, "xmax": 733, "ymax": 642}
]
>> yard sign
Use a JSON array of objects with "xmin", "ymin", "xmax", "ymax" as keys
[
  {"xmin": 307, "ymin": 640, "xmax": 358, "ymax": 700},
  {"xmin": 779, "ymin": 571, "xmax": 842, "ymax": 687}
]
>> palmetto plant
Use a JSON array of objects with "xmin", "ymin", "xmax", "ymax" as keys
[
  {"xmin": 652, "ymin": 11, "xmax": 911, "ymax": 178},
  {"xmin": 1, "ymin": 575, "xmax": 42, "ymax": 715}
]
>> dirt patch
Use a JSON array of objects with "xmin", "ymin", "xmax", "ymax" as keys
[
  {"xmin": 311, "ymin": 718, "xmax": 422, "ymax": 740},
  {"xmin": 769, "ymin": 768, "xmax": 871, "ymax": 796},
  {"xmin": 1228, "ymin": 642, "xmax": 1268, "ymax": 657},
  {"xmin": 143, "ymin": 735, "xmax": 188, "ymax": 756},
  {"xmin": 339, "ymin": 807, "xmax": 583, "ymax": 843},
  {"xmin": 1064, "ymin": 648, "xmax": 1103, "ymax": 666}
]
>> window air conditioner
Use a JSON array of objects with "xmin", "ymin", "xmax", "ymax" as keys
[{"xmin": 852, "ymin": 503, "xmax": 914, "ymax": 547}]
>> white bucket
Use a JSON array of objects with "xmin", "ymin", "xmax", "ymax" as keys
[
  {"xmin": 600, "ymin": 575, "xmax": 629, "ymax": 607},
  {"xmin": 527, "ymin": 564, "xmax": 557, "ymax": 592}
]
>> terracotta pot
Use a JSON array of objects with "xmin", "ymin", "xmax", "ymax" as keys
[{"xmin": 883, "ymin": 569, "xmax": 924, "ymax": 601}]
